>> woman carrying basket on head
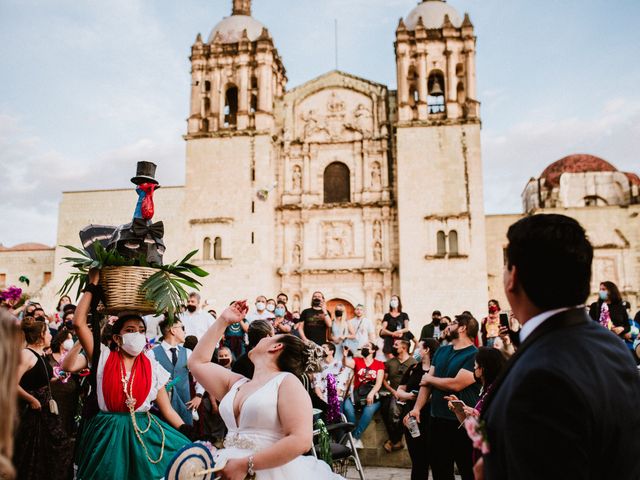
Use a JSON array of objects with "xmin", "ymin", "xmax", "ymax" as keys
[{"xmin": 68, "ymin": 269, "xmax": 191, "ymax": 479}]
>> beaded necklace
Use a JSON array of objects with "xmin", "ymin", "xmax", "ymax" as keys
[{"xmin": 120, "ymin": 354, "xmax": 166, "ymax": 464}]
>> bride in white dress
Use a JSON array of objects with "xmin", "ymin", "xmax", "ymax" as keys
[{"xmin": 189, "ymin": 300, "xmax": 344, "ymax": 480}]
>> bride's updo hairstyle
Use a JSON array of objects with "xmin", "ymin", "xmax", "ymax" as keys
[
  {"xmin": 21, "ymin": 318, "xmax": 47, "ymax": 345},
  {"xmin": 276, "ymin": 335, "xmax": 324, "ymax": 377}
]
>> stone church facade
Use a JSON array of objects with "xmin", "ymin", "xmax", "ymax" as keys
[{"xmin": 2, "ymin": 0, "xmax": 639, "ymax": 332}]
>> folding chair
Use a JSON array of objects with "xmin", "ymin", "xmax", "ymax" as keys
[{"xmin": 311, "ymin": 370, "xmax": 365, "ymax": 480}]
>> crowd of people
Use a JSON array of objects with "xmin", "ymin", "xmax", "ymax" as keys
[{"xmin": 1, "ymin": 216, "xmax": 640, "ymax": 479}]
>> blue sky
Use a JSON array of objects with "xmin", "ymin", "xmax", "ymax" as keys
[{"xmin": 1, "ymin": 0, "xmax": 639, "ymax": 246}]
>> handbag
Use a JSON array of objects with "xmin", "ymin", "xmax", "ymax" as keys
[
  {"xmin": 38, "ymin": 354, "xmax": 59, "ymax": 415},
  {"xmin": 353, "ymin": 364, "xmax": 377, "ymax": 409}
]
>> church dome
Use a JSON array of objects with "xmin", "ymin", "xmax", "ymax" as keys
[
  {"xmin": 208, "ymin": 15, "xmax": 266, "ymax": 44},
  {"xmin": 405, "ymin": 0, "xmax": 463, "ymax": 30},
  {"xmin": 540, "ymin": 154, "xmax": 617, "ymax": 187}
]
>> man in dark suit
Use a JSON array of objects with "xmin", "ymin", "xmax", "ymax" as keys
[{"xmin": 479, "ymin": 214, "xmax": 640, "ymax": 479}]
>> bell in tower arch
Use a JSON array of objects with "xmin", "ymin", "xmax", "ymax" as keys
[{"xmin": 429, "ymin": 76, "xmax": 444, "ymax": 97}]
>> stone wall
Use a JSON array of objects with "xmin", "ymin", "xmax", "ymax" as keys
[{"xmin": 0, "ymin": 248, "xmax": 55, "ymax": 302}]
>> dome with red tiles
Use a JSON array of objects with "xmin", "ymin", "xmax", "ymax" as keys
[{"xmin": 540, "ymin": 154, "xmax": 617, "ymax": 187}]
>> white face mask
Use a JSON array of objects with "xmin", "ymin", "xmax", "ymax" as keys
[
  {"xmin": 266, "ymin": 304, "xmax": 275, "ymax": 312},
  {"xmin": 390, "ymin": 299, "xmax": 399, "ymax": 309},
  {"xmin": 256, "ymin": 302, "xmax": 266, "ymax": 312},
  {"xmin": 120, "ymin": 332, "xmax": 147, "ymax": 356},
  {"xmin": 62, "ymin": 339, "xmax": 74, "ymax": 351}
]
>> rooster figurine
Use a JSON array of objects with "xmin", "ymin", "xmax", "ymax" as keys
[{"xmin": 79, "ymin": 161, "xmax": 166, "ymax": 265}]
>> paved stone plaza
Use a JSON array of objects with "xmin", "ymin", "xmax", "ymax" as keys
[{"xmin": 346, "ymin": 466, "xmax": 460, "ymax": 479}]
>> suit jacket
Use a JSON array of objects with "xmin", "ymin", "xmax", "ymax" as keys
[{"xmin": 482, "ymin": 308, "xmax": 640, "ymax": 479}]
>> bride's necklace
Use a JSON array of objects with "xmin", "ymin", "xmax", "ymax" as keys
[{"xmin": 119, "ymin": 354, "xmax": 166, "ymax": 464}]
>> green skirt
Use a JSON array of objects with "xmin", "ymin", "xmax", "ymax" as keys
[{"xmin": 76, "ymin": 411, "xmax": 190, "ymax": 480}]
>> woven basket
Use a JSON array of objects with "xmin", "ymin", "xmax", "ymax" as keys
[{"xmin": 100, "ymin": 266, "xmax": 157, "ymax": 314}]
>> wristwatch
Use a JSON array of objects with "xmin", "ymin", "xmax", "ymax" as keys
[
  {"xmin": 247, "ymin": 456, "xmax": 256, "ymax": 477},
  {"xmin": 195, "ymin": 393, "xmax": 203, "ymax": 398}
]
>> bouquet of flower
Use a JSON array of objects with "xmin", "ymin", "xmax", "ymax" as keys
[{"xmin": 464, "ymin": 416, "xmax": 490, "ymax": 454}]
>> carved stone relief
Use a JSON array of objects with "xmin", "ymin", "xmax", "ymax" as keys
[
  {"xmin": 373, "ymin": 241, "xmax": 383, "ymax": 262},
  {"xmin": 374, "ymin": 293, "xmax": 383, "ymax": 315},
  {"xmin": 292, "ymin": 295, "xmax": 301, "ymax": 313},
  {"xmin": 370, "ymin": 161, "xmax": 382, "ymax": 190},
  {"xmin": 592, "ymin": 256, "xmax": 619, "ymax": 288},
  {"xmin": 292, "ymin": 165, "xmax": 302, "ymax": 192},
  {"xmin": 292, "ymin": 244, "xmax": 302, "ymax": 265},
  {"xmin": 321, "ymin": 221, "xmax": 353, "ymax": 258},
  {"xmin": 373, "ymin": 220, "xmax": 382, "ymax": 241}
]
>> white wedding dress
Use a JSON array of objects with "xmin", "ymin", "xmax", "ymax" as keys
[{"xmin": 215, "ymin": 372, "xmax": 343, "ymax": 479}]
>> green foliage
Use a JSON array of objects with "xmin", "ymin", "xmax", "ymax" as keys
[{"xmin": 58, "ymin": 243, "xmax": 208, "ymax": 321}]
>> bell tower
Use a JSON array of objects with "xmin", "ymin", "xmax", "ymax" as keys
[
  {"xmin": 183, "ymin": 0, "xmax": 286, "ymax": 303},
  {"xmin": 187, "ymin": 0, "xmax": 286, "ymax": 134},
  {"xmin": 394, "ymin": 0, "xmax": 488, "ymax": 324}
]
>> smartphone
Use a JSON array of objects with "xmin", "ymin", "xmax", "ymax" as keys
[
  {"xmin": 499, "ymin": 313, "xmax": 509, "ymax": 328},
  {"xmin": 450, "ymin": 400, "xmax": 465, "ymax": 414}
]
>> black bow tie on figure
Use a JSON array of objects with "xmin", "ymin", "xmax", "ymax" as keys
[{"xmin": 131, "ymin": 217, "xmax": 165, "ymax": 238}]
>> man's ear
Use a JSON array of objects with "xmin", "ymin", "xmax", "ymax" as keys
[{"xmin": 504, "ymin": 264, "xmax": 518, "ymax": 294}]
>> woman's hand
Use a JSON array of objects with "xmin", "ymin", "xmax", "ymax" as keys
[
  {"xmin": 612, "ymin": 326, "xmax": 624, "ymax": 335},
  {"xmin": 88, "ymin": 268, "xmax": 100, "ymax": 285},
  {"xmin": 366, "ymin": 392, "xmax": 375, "ymax": 406},
  {"xmin": 28, "ymin": 396, "xmax": 42, "ymax": 410},
  {"xmin": 218, "ymin": 300, "xmax": 249, "ymax": 326},
  {"xmin": 218, "ymin": 457, "xmax": 249, "ymax": 480},
  {"xmin": 463, "ymin": 405, "xmax": 480, "ymax": 417}
]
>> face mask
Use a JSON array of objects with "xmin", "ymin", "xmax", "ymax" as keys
[
  {"xmin": 218, "ymin": 358, "xmax": 231, "ymax": 367},
  {"xmin": 266, "ymin": 303, "xmax": 275, "ymax": 312},
  {"xmin": 256, "ymin": 302, "xmax": 266, "ymax": 311},
  {"xmin": 390, "ymin": 300, "xmax": 399, "ymax": 309},
  {"xmin": 275, "ymin": 307, "xmax": 285, "ymax": 317},
  {"xmin": 433, "ymin": 318, "xmax": 440, "ymax": 327},
  {"xmin": 312, "ymin": 298, "xmax": 322, "ymax": 307},
  {"xmin": 335, "ymin": 310, "xmax": 343, "ymax": 318},
  {"xmin": 186, "ymin": 305, "xmax": 197, "ymax": 313},
  {"xmin": 413, "ymin": 350, "xmax": 422, "ymax": 362},
  {"xmin": 361, "ymin": 348, "xmax": 370, "ymax": 358},
  {"xmin": 488, "ymin": 305, "xmax": 499, "ymax": 314},
  {"xmin": 599, "ymin": 291, "xmax": 608, "ymax": 301},
  {"xmin": 391, "ymin": 347, "xmax": 399, "ymax": 356},
  {"xmin": 62, "ymin": 339, "xmax": 74, "ymax": 351},
  {"xmin": 120, "ymin": 332, "xmax": 147, "ymax": 356}
]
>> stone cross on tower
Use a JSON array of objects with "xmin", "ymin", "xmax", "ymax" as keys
[{"xmin": 232, "ymin": 0, "xmax": 251, "ymax": 16}]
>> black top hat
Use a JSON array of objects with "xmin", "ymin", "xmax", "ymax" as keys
[{"xmin": 131, "ymin": 161, "xmax": 160, "ymax": 186}]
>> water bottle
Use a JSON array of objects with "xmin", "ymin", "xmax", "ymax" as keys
[{"xmin": 407, "ymin": 415, "xmax": 420, "ymax": 438}]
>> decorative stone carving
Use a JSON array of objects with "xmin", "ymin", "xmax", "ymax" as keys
[
  {"xmin": 373, "ymin": 241, "xmax": 383, "ymax": 262},
  {"xmin": 292, "ymin": 165, "xmax": 302, "ymax": 192},
  {"xmin": 371, "ymin": 161, "xmax": 382, "ymax": 190},
  {"xmin": 292, "ymin": 243, "xmax": 302, "ymax": 265},
  {"xmin": 374, "ymin": 293, "xmax": 383, "ymax": 314},
  {"xmin": 592, "ymin": 256, "xmax": 618, "ymax": 288},
  {"xmin": 292, "ymin": 295, "xmax": 301, "ymax": 313},
  {"xmin": 373, "ymin": 220, "xmax": 382, "ymax": 240},
  {"xmin": 354, "ymin": 104, "xmax": 373, "ymax": 135},
  {"xmin": 321, "ymin": 221, "xmax": 353, "ymax": 258}
]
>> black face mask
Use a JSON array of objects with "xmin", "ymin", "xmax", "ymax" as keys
[
  {"xmin": 335, "ymin": 310, "xmax": 343, "ymax": 317},
  {"xmin": 218, "ymin": 358, "xmax": 231, "ymax": 367},
  {"xmin": 433, "ymin": 318, "xmax": 441, "ymax": 327},
  {"xmin": 186, "ymin": 305, "xmax": 197, "ymax": 313},
  {"xmin": 361, "ymin": 348, "xmax": 370, "ymax": 358},
  {"xmin": 311, "ymin": 299, "xmax": 322, "ymax": 307},
  {"xmin": 391, "ymin": 347, "xmax": 399, "ymax": 357}
]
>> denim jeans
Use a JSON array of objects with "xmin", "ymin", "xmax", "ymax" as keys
[{"xmin": 343, "ymin": 397, "xmax": 381, "ymax": 439}]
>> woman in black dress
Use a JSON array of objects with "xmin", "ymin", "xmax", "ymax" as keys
[
  {"xmin": 14, "ymin": 319, "xmax": 73, "ymax": 480},
  {"xmin": 589, "ymin": 281, "xmax": 629, "ymax": 339},
  {"xmin": 380, "ymin": 295, "xmax": 411, "ymax": 357}
]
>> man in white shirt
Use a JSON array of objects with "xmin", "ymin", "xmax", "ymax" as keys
[
  {"xmin": 349, "ymin": 304, "xmax": 375, "ymax": 350},
  {"xmin": 152, "ymin": 318, "xmax": 205, "ymax": 425},
  {"xmin": 313, "ymin": 343, "xmax": 350, "ymax": 404},
  {"xmin": 180, "ymin": 292, "xmax": 214, "ymax": 339}
]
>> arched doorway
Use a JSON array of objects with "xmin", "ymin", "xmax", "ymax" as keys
[{"xmin": 326, "ymin": 298, "xmax": 355, "ymax": 320}]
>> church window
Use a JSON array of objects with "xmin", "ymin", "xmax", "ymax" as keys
[
  {"xmin": 202, "ymin": 118, "xmax": 209, "ymax": 132},
  {"xmin": 408, "ymin": 66, "xmax": 419, "ymax": 107},
  {"xmin": 224, "ymin": 86, "xmax": 238, "ymax": 127},
  {"xmin": 43, "ymin": 272, "xmax": 52, "ymax": 284},
  {"xmin": 456, "ymin": 63, "xmax": 464, "ymax": 78},
  {"xmin": 204, "ymin": 80, "xmax": 211, "ymax": 92},
  {"xmin": 251, "ymin": 232, "xmax": 255, "ymax": 244},
  {"xmin": 436, "ymin": 231, "xmax": 446, "ymax": 256},
  {"xmin": 448, "ymin": 230, "xmax": 459, "ymax": 256},
  {"xmin": 203, "ymin": 97, "xmax": 210, "ymax": 114},
  {"xmin": 427, "ymin": 72, "xmax": 446, "ymax": 114},
  {"xmin": 251, "ymin": 75, "xmax": 258, "ymax": 90},
  {"xmin": 324, "ymin": 162, "xmax": 351, "ymax": 203},
  {"xmin": 203, "ymin": 237, "xmax": 212, "ymax": 260},
  {"xmin": 251, "ymin": 201, "xmax": 255, "ymax": 213},
  {"xmin": 250, "ymin": 94, "xmax": 257, "ymax": 113},
  {"xmin": 0, "ymin": 273, "xmax": 5, "ymax": 286},
  {"xmin": 213, "ymin": 237, "xmax": 222, "ymax": 260}
]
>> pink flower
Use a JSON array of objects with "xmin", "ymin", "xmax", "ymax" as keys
[{"xmin": 464, "ymin": 416, "xmax": 490, "ymax": 454}]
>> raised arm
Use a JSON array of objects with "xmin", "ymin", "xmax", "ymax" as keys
[
  {"xmin": 72, "ymin": 269, "xmax": 100, "ymax": 361},
  {"xmin": 421, "ymin": 367, "xmax": 475, "ymax": 393},
  {"xmin": 188, "ymin": 301, "xmax": 248, "ymax": 402},
  {"xmin": 60, "ymin": 341, "xmax": 88, "ymax": 372}
]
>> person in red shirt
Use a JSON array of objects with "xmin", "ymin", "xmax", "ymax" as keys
[{"xmin": 343, "ymin": 342, "xmax": 384, "ymax": 448}]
